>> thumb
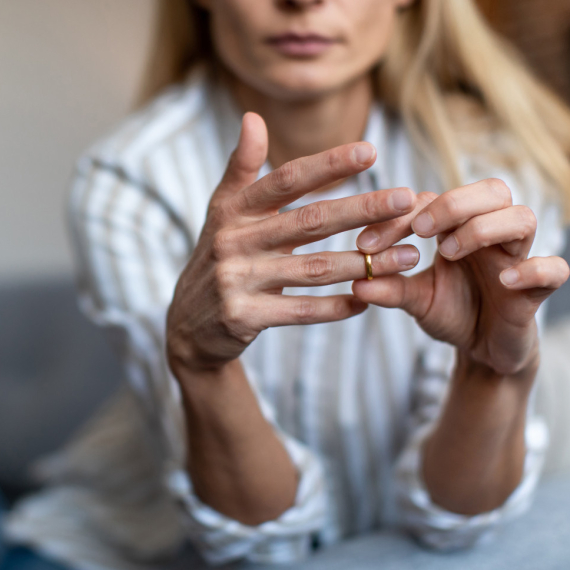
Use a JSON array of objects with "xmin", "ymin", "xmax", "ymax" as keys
[
  {"xmin": 217, "ymin": 112, "xmax": 268, "ymax": 197},
  {"xmin": 351, "ymin": 267, "xmax": 434, "ymax": 321}
]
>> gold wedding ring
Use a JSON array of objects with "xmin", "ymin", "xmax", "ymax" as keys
[{"xmin": 364, "ymin": 253, "xmax": 373, "ymax": 280}]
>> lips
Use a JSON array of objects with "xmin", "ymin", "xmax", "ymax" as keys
[{"xmin": 266, "ymin": 32, "xmax": 339, "ymax": 57}]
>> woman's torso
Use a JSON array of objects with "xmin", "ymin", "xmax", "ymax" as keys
[{"xmin": 4, "ymin": 65, "xmax": 565, "ymax": 569}]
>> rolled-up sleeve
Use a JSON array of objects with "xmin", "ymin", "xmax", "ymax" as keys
[
  {"xmin": 164, "ymin": 358, "xmax": 329, "ymax": 564},
  {"xmin": 166, "ymin": 425, "xmax": 328, "ymax": 564},
  {"xmin": 395, "ymin": 336, "xmax": 549, "ymax": 549},
  {"xmin": 69, "ymin": 154, "xmax": 329, "ymax": 565}
]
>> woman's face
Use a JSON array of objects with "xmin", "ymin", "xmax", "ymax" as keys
[{"xmin": 198, "ymin": 0, "xmax": 412, "ymax": 101}]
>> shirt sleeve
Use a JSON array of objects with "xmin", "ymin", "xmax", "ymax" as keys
[
  {"xmin": 394, "ymin": 163, "xmax": 566, "ymax": 550},
  {"xmin": 394, "ymin": 336, "xmax": 548, "ymax": 550},
  {"xmin": 68, "ymin": 154, "xmax": 329, "ymax": 565}
]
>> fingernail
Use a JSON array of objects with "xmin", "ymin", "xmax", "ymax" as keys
[
  {"xmin": 357, "ymin": 231, "xmax": 379, "ymax": 250},
  {"xmin": 389, "ymin": 189, "xmax": 414, "ymax": 212},
  {"xmin": 500, "ymin": 268, "xmax": 519, "ymax": 286},
  {"xmin": 397, "ymin": 248, "xmax": 419, "ymax": 267},
  {"xmin": 353, "ymin": 144, "xmax": 376, "ymax": 165},
  {"xmin": 412, "ymin": 212, "xmax": 434, "ymax": 235},
  {"xmin": 439, "ymin": 235, "xmax": 459, "ymax": 258}
]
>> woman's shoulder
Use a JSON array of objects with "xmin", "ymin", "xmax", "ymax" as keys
[
  {"xmin": 77, "ymin": 65, "xmax": 214, "ymax": 172},
  {"xmin": 69, "ymin": 66, "xmax": 229, "ymax": 243}
]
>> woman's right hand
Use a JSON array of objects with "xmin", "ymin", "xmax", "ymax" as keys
[{"xmin": 166, "ymin": 112, "xmax": 420, "ymax": 374}]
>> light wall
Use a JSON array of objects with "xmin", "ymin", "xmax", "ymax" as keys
[{"xmin": 0, "ymin": 0, "xmax": 156, "ymax": 283}]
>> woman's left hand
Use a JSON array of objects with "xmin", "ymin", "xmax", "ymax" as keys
[{"xmin": 353, "ymin": 178, "xmax": 570, "ymax": 376}]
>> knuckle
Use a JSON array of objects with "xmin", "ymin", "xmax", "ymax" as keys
[
  {"xmin": 486, "ymin": 178, "xmax": 513, "ymax": 205},
  {"xmin": 441, "ymin": 192, "xmax": 461, "ymax": 219},
  {"xmin": 295, "ymin": 299, "xmax": 318, "ymax": 323},
  {"xmin": 470, "ymin": 217, "xmax": 489, "ymax": 245},
  {"xmin": 332, "ymin": 297, "xmax": 348, "ymax": 319},
  {"xmin": 518, "ymin": 206, "xmax": 537, "ymax": 234},
  {"xmin": 219, "ymin": 296, "xmax": 252, "ymax": 342},
  {"xmin": 327, "ymin": 148, "xmax": 344, "ymax": 174},
  {"xmin": 359, "ymin": 192, "xmax": 382, "ymax": 219},
  {"xmin": 213, "ymin": 261, "xmax": 238, "ymax": 289},
  {"xmin": 273, "ymin": 161, "xmax": 296, "ymax": 191},
  {"xmin": 211, "ymin": 230, "xmax": 234, "ymax": 261},
  {"xmin": 391, "ymin": 248, "xmax": 401, "ymax": 267},
  {"xmin": 303, "ymin": 254, "xmax": 334, "ymax": 282},
  {"xmin": 220, "ymin": 296, "xmax": 242, "ymax": 327},
  {"xmin": 296, "ymin": 203, "xmax": 327, "ymax": 234}
]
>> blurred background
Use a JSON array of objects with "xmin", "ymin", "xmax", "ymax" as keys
[
  {"xmin": 0, "ymin": 0, "xmax": 155, "ymax": 500},
  {"xmin": 2, "ymin": 0, "xmax": 570, "ymax": 505}
]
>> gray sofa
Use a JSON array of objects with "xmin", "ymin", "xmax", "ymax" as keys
[{"xmin": 0, "ymin": 280, "xmax": 122, "ymax": 498}]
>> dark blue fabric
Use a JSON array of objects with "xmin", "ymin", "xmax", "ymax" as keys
[
  {"xmin": 1, "ymin": 547, "xmax": 70, "ymax": 570},
  {"xmin": 0, "ymin": 490, "xmax": 69, "ymax": 570}
]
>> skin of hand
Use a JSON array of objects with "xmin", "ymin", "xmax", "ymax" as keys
[
  {"xmin": 166, "ymin": 113, "xmax": 419, "ymax": 524},
  {"xmin": 167, "ymin": 113, "xmax": 419, "ymax": 373},
  {"xmin": 353, "ymin": 178, "xmax": 570, "ymax": 514},
  {"xmin": 354, "ymin": 178, "xmax": 570, "ymax": 376}
]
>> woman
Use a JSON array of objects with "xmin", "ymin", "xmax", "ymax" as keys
[{"xmin": 5, "ymin": 0, "xmax": 570, "ymax": 568}]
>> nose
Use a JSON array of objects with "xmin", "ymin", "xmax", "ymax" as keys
[{"xmin": 277, "ymin": 0, "xmax": 324, "ymax": 9}]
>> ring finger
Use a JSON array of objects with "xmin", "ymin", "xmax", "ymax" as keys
[{"xmin": 260, "ymin": 245, "xmax": 420, "ymax": 289}]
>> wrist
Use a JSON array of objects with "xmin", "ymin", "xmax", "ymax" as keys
[
  {"xmin": 170, "ymin": 351, "xmax": 241, "ymax": 387},
  {"xmin": 455, "ymin": 347, "xmax": 539, "ymax": 390},
  {"xmin": 166, "ymin": 327, "xmax": 230, "ymax": 376}
]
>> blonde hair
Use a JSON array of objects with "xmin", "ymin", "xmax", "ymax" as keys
[{"xmin": 138, "ymin": 0, "xmax": 570, "ymax": 218}]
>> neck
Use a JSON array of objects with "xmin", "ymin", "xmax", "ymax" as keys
[{"xmin": 224, "ymin": 71, "xmax": 374, "ymax": 170}]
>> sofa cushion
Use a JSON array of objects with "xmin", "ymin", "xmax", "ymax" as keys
[{"xmin": 0, "ymin": 279, "xmax": 122, "ymax": 491}]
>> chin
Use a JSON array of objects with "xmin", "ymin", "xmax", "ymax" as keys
[{"xmin": 244, "ymin": 61, "xmax": 353, "ymax": 102}]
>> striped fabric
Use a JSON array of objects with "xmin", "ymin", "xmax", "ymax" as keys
[{"xmin": 4, "ymin": 65, "xmax": 566, "ymax": 569}]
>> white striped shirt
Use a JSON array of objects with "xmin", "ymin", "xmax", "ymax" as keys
[{"xmin": 4, "ymin": 65, "xmax": 566, "ymax": 569}]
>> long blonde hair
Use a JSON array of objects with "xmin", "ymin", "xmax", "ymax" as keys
[{"xmin": 138, "ymin": 0, "xmax": 570, "ymax": 218}]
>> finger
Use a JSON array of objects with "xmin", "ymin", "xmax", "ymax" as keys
[
  {"xmin": 499, "ymin": 256, "xmax": 570, "ymax": 294},
  {"xmin": 437, "ymin": 205, "xmax": 537, "ymax": 261},
  {"xmin": 211, "ymin": 113, "xmax": 268, "ymax": 206},
  {"xmin": 229, "ymin": 142, "xmax": 377, "ymax": 215},
  {"xmin": 351, "ymin": 269, "xmax": 434, "ymax": 320},
  {"xmin": 257, "ymin": 294, "xmax": 369, "ymax": 327},
  {"xmin": 261, "ymin": 245, "xmax": 420, "ymax": 288},
  {"xmin": 356, "ymin": 191, "xmax": 437, "ymax": 253},
  {"xmin": 411, "ymin": 178, "xmax": 513, "ymax": 238},
  {"xmin": 248, "ymin": 187, "xmax": 415, "ymax": 250}
]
